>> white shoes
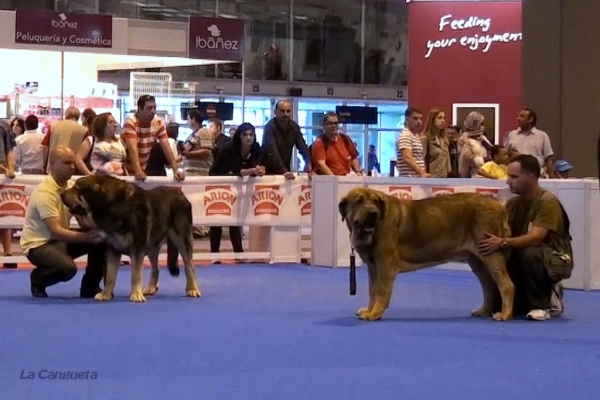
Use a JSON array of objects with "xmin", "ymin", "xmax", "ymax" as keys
[
  {"xmin": 526, "ymin": 283, "xmax": 565, "ymax": 321},
  {"xmin": 526, "ymin": 309, "xmax": 551, "ymax": 321}
]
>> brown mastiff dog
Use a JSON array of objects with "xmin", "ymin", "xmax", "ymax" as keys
[{"xmin": 339, "ymin": 187, "xmax": 514, "ymax": 321}]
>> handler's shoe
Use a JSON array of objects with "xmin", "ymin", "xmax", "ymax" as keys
[
  {"xmin": 526, "ymin": 309, "xmax": 551, "ymax": 321},
  {"xmin": 550, "ymin": 283, "xmax": 564, "ymax": 317}
]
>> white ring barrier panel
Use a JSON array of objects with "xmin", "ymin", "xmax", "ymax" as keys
[
  {"xmin": 0, "ymin": 174, "xmax": 312, "ymax": 264},
  {"xmin": 310, "ymin": 175, "xmax": 600, "ymax": 291}
]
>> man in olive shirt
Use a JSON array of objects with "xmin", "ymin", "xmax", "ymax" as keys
[
  {"xmin": 478, "ymin": 154, "xmax": 573, "ymax": 321},
  {"xmin": 20, "ymin": 146, "xmax": 106, "ymax": 298}
]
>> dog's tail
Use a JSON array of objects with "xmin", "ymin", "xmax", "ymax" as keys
[{"xmin": 166, "ymin": 238, "xmax": 180, "ymax": 277}]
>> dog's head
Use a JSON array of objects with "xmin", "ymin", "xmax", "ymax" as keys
[
  {"xmin": 61, "ymin": 175, "xmax": 136, "ymax": 220},
  {"xmin": 338, "ymin": 187, "xmax": 387, "ymax": 248}
]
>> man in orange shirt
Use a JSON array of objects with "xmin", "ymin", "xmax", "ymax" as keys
[{"xmin": 311, "ymin": 112, "xmax": 363, "ymax": 176}]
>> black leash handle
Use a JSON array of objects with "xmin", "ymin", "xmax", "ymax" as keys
[{"xmin": 349, "ymin": 246, "xmax": 356, "ymax": 295}]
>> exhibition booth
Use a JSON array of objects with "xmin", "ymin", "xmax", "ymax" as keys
[{"xmin": 0, "ymin": 10, "xmax": 242, "ymax": 126}]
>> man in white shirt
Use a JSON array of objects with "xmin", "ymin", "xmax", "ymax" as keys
[
  {"xmin": 504, "ymin": 108, "xmax": 555, "ymax": 178},
  {"xmin": 396, "ymin": 107, "xmax": 431, "ymax": 177},
  {"xmin": 15, "ymin": 115, "xmax": 45, "ymax": 174}
]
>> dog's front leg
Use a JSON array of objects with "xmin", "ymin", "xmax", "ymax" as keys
[
  {"xmin": 356, "ymin": 262, "xmax": 378, "ymax": 318},
  {"xmin": 358, "ymin": 262, "xmax": 397, "ymax": 321},
  {"xmin": 130, "ymin": 253, "xmax": 146, "ymax": 303},
  {"xmin": 143, "ymin": 249, "xmax": 160, "ymax": 296},
  {"xmin": 95, "ymin": 250, "xmax": 120, "ymax": 301}
]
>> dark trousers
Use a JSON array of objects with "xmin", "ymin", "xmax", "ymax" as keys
[
  {"xmin": 506, "ymin": 247, "xmax": 554, "ymax": 315},
  {"xmin": 209, "ymin": 227, "xmax": 243, "ymax": 253},
  {"xmin": 27, "ymin": 241, "xmax": 106, "ymax": 293}
]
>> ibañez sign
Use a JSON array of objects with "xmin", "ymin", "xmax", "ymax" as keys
[
  {"xmin": 425, "ymin": 14, "xmax": 522, "ymax": 58},
  {"xmin": 20, "ymin": 369, "xmax": 98, "ymax": 380}
]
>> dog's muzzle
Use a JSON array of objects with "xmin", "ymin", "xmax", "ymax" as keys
[{"xmin": 61, "ymin": 192, "xmax": 87, "ymax": 215}]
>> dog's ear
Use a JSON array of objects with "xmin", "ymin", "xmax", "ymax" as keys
[{"xmin": 338, "ymin": 198, "xmax": 349, "ymax": 222}]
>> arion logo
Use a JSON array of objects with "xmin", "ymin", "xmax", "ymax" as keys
[
  {"xmin": 252, "ymin": 185, "xmax": 284, "ymax": 216},
  {"xmin": 475, "ymin": 187, "xmax": 499, "ymax": 200},
  {"xmin": 203, "ymin": 185, "xmax": 236, "ymax": 217},
  {"xmin": 388, "ymin": 186, "xmax": 414, "ymax": 200},
  {"xmin": 297, "ymin": 184, "xmax": 311, "ymax": 216},
  {"xmin": 0, "ymin": 185, "xmax": 30, "ymax": 218},
  {"xmin": 431, "ymin": 186, "xmax": 455, "ymax": 197},
  {"xmin": 52, "ymin": 13, "xmax": 78, "ymax": 29}
]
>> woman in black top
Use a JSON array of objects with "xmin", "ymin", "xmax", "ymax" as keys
[{"xmin": 208, "ymin": 123, "xmax": 265, "ymax": 262}]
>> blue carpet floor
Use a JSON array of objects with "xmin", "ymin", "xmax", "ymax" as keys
[{"xmin": 1, "ymin": 264, "xmax": 600, "ymax": 400}]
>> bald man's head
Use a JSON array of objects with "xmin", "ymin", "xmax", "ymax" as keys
[
  {"xmin": 274, "ymin": 99, "xmax": 292, "ymax": 124},
  {"xmin": 50, "ymin": 145, "xmax": 75, "ymax": 164}
]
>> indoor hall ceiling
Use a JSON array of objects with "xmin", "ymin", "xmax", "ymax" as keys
[{"xmin": 116, "ymin": 0, "xmax": 364, "ymax": 23}]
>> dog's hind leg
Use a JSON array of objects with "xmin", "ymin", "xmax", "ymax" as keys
[
  {"xmin": 480, "ymin": 252, "xmax": 514, "ymax": 321},
  {"xmin": 143, "ymin": 248, "xmax": 160, "ymax": 296},
  {"xmin": 130, "ymin": 253, "xmax": 146, "ymax": 303},
  {"xmin": 95, "ymin": 250, "xmax": 120, "ymax": 302},
  {"xmin": 467, "ymin": 255, "xmax": 500, "ymax": 318},
  {"xmin": 168, "ymin": 229, "xmax": 201, "ymax": 298}
]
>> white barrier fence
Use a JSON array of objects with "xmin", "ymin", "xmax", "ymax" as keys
[
  {"xmin": 311, "ymin": 176, "xmax": 600, "ymax": 291},
  {"xmin": 0, "ymin": 175, "xmax": 312, "ymax": 264},
  {"xmin": 2, "ymin": 174, "xmax": 600, "ymax": 291}
]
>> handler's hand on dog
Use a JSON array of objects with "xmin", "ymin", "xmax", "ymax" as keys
[
  {"xmin": 86, "ymin": 230, "xmax": 105, "ymax": 244},
  {"xmin": 478, "ymin": 233, "xmax": 502, "ymax": 256}
]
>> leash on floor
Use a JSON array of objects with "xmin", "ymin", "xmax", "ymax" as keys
[{"xmin": 350, "ymin": 246, "xmax": 356, "ymax": 296}]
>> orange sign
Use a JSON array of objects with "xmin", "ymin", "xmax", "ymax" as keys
[
  {"xmin": 203, "ymin": 185, "xmax": 236, "ymax": 216},
  {"xmin": 0, "ymin": 185, "xmax": 29, "ymax": 218}
]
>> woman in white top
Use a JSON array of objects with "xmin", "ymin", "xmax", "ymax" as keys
[{"xmin": 75, "ymin": 112, "xmax": 127, "ymax": 176}]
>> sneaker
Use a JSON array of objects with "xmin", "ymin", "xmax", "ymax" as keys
[
  {"xmin": 211, "ymin": 260, "xmax": 221, "ymax": 265},
  {"xmin": 526, "ymin": 309, "xmax": 551, "ymax": 321},
  {"xmin": 550, "ymin": 283, "xmax": 564, "ymax": 317}
]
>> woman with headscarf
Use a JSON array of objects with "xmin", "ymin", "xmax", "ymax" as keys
[
  {"xmin": 208, "ymin": 123, "xmax": 265, "ymax": 263},
  {"xmin": 458, "ymin": 111, "xmax": 493, "ymax": 178}
]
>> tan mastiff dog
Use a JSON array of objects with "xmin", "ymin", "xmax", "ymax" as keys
[{"xmin": 338, "ymin": 187, "xmax": 514, "ymax": 321}]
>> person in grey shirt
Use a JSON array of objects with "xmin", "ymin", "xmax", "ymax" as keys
[{"xmin": 504, "ymin": 108, "xmax": 555, "ymax": 178}]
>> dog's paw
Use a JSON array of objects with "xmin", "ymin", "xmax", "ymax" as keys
[
  {"xmin": 492, "ymin": 312, "xmax": 512, "ymax": 321},
  {"xmin": 471, "ymin": 307, "xmax": 493, "ymax": 318},
  {"xmin": 143, "ymin": 286, "xmax": 159, "ymax": 296},
  {"xmin": 357, "ymin": 310, "xmax": 383, "ymax": 321},
  {"xmin": 356, "ymin": 307, "xmax": 370, "ymax": 317},
  {"xmin": 186, "ymin": 288, "xmax": 201, "ymax": 298},
  {"xmin": 130, "ymin": 292, "xmax": 146, "ymax": 303},
  {"xmin": 94, "ymin": 292, "xmax": 113, "ymax": 302}
]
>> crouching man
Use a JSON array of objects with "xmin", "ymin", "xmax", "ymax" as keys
[
  {"xmin": 20, "ymin": 145, "xmax": 106, "ymax": 298},
  {"xmin": 478, "ymin": 154, "xmax": 573, "ymax": 321}
]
